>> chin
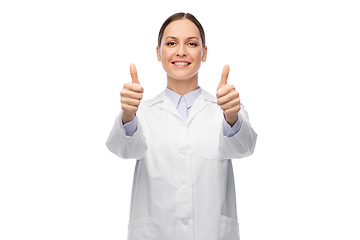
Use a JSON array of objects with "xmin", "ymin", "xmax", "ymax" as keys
[
  {"xmin": 170, "ymin": 73, "xmax": 196, "ymax": 81},
  {"xmin": 171, "ymin": 71, "xmax": 199, "ymax": 80}
]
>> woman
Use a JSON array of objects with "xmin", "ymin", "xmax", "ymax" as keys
[{"xmin": 106, "ymin": 12, "xmax": 257, "ymax": 240}]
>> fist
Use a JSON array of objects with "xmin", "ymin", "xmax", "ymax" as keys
[
  {"xmin": 216, "ymin": 65, "xmax": 241, "ymax": 127},
  {"xmin": 120, "ymin": 63, "xmax": 144, "ymax": 124}
]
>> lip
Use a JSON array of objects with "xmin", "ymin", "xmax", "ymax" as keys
[{"xmin": 171, "ymin": 60, "xmax": 191, "ymax": 68}]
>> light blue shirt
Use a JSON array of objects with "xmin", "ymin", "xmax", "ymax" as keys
[{"xmin": 119, "ymin": 87, "xmax": 242, "ymax": 137}]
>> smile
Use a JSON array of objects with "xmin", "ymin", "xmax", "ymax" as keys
[{"xmin": 172, "ymin": 61, "xmax": 191, "ymax": 68}]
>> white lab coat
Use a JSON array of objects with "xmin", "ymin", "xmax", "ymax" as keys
[{"xmin": 106, "ymin": 89, "xmax": 257, "ymax": 240}]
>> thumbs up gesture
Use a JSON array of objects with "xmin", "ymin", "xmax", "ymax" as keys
[
  {"xmin": 120, "ymin": 63, "xmax": 144, "ymax": 124},
  {"xmin": 216, "ymin": 65, "xmax": 241, "ymax": 127}
]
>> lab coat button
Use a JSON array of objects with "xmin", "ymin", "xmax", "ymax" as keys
[
  {"xmin": 179, "ymin": 149, "xmax": 187, "ymax": 156},
  {"xmin": 182, "ymin": 218, "xmax": 189, "ymax": 225},
  {"xmin": 181, "ymin": 184, "xmax": 187, "ymax": 191}
]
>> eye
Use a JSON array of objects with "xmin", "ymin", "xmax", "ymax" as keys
[
  {"xmin": 188, "ymin": 42, "xmax": 197, "ymax": 47},
  {"xmin": 166, "ymin": 41, "xmax": 176, "ymax": 46}
]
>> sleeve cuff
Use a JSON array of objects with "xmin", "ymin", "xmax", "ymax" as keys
[
  {"xmin": 222, "ymin": 114, "xmax": 243, "ymax": 137},
  {"xmin": 119, "ymin": 114, "xmax": 138, "ymax": 137}
]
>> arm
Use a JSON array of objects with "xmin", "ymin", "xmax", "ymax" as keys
[
  {"xmin": 106, "ymin": 63, "xmax": 148, "ymax": 159},
  {"xmin": 220, "ymin": 103, "xmax": 257, "ymax": 159},
  {"xmin": 106, "ymin": 111, "xmax": 148, "ymax": 159},
  {"xmin": 216, "ymin": 65, "xmax": 257, "ymax": 158}
]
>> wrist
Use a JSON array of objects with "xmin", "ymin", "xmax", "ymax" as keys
[
  {"xmin": 225, "ymin": 114, "xmax": 238, "ymax": 127},
  {"xmin": 122, "ymin": 112, "xmax": 136, "ymax": 124}
]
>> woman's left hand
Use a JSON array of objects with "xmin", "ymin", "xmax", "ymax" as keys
[{"xmin": 216, "ymin": 64, "xmax": 241, "ymax": 127}]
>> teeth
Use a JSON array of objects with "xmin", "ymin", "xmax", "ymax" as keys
[{"xmin": 174, "ymin": 62, "xmax": 189, "ymax": 66}]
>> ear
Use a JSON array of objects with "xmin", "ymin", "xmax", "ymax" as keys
[
  {"xmin": 202, "ymin": 46, "xmax": 207, "ymax": 62},
  {"xmin": 156, "ymin": 45, "xmax": 161, "ymax": 62}
]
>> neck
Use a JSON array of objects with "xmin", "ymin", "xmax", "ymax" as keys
[{"xmin": 167, "ymin": 74, "xmax": 199, "ymax": 95}]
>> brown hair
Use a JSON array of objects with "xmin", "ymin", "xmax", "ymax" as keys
[{"xmin": 158, "ymin": 12, "xmax": 206, "ymax": 48}]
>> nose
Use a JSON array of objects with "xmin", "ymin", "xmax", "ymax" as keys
[{"xmin": 176, "ymin": 44, "xmax": 187, "ymax": 57}]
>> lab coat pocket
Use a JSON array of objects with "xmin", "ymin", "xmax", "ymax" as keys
[
  {"xmin": 219, "ymin": 215, "xmax": 240, "ymax": 240},
  {"xmin": 127, "ymin": 216, "xmax": 153, "ymax": 240},
  {"xmin": 200, "ymin": 119, "xmax": 226, "ymax": 161}
]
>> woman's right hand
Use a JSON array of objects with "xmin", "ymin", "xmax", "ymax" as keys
[{"xmin": 120, "ymin": 63, "xmax": 144, "ymax": 124}]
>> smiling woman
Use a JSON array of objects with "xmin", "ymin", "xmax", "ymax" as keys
[
  {"xmin": 156, "ymin": 18, "xmax": 207, "ymax": 95},
  {"xmin": 106, "ymin": 12, "xmax": 257, "ymax": 240}
]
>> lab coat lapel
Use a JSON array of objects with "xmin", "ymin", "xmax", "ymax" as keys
[
  {"xmin": 160, "ymin": 93, "xmax": 183, "ymax": 120},
  {"xmin": 186, "ymin": 91, "xmax": 211, "ymax": 124},
  {"xmin": 157, "ymin": 89, "xmax": 216, "ymax": 124}
]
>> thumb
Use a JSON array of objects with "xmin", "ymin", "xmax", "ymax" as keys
[
  {"xmin": 130, "ymin": 63, "xmax": 140, "ymax": 84},
  {"xmin": 217, "ymin": 64, "xmax": 229, "ymax": 90}
]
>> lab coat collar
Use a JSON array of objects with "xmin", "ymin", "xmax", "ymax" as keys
[
  {"xmin": 200, "ymin": 88, "xmax": 217, "ymax": 103},
  {"xmin": 148, "ymin": 88, "xmax": 217, "ymax": 106},
  {"xmin": 147, "ymin": 88, "xmax": 217, "ymax": 124}
]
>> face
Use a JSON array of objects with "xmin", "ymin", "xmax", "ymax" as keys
[{"xmin": 157, "ymin": 19, "xmax": 207, "ymax": 81}]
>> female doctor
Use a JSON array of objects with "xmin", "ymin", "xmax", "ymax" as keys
[{"xmin": 106, "ymin": 12, "xmax": 257, "ymax": 240}]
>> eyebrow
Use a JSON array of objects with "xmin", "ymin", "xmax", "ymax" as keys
[{"xmin": 165, "ymin": 36, "xmax": 199, "ymax": 40}]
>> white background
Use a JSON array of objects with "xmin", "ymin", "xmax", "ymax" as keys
[{"xmin": 1, "ymin": 0, "xmax": 359, "ymax": 239}]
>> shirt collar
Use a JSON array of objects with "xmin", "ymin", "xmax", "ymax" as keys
[{"xmin": 165, "ymin": 87, "xmax": 202, "ymax": 109}]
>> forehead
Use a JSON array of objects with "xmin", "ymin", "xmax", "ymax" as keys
[{"xmin": 163, "ymin": 19, "xmax": 201, "ymax": 39}]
